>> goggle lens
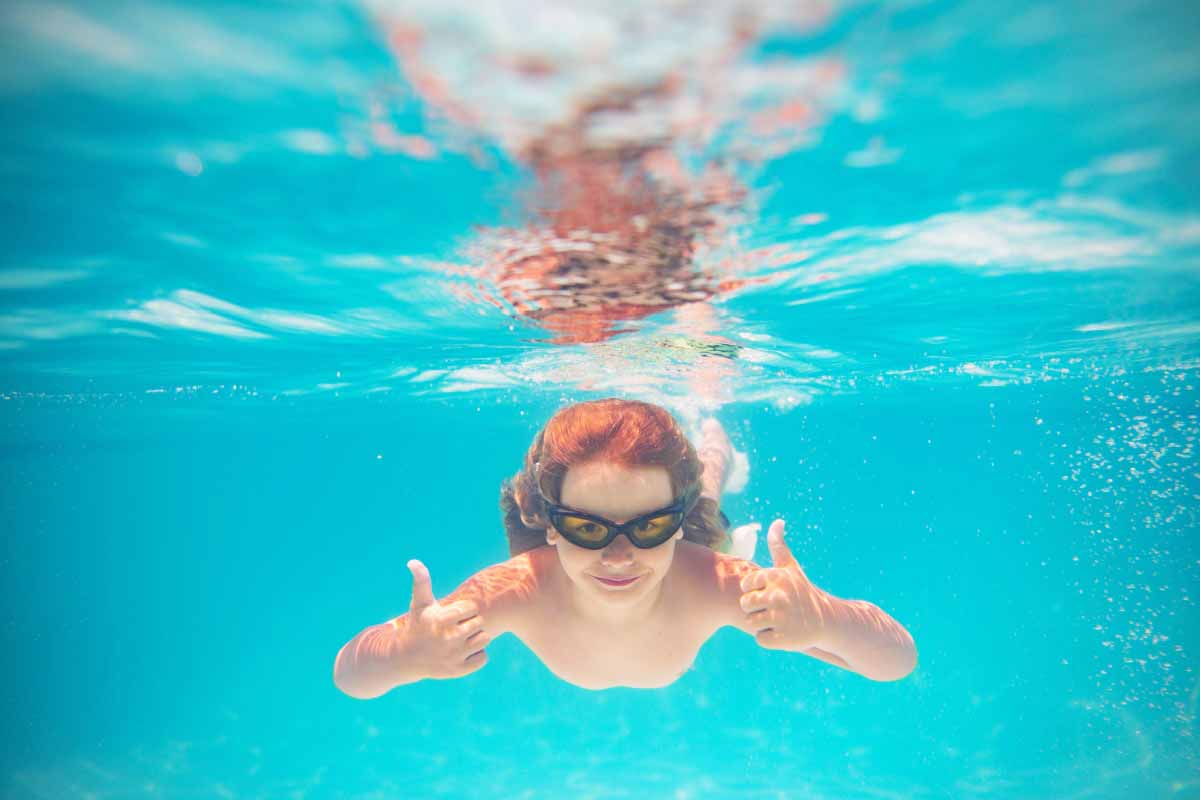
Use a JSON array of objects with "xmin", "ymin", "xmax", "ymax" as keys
[
  {"xmin": 631, "ymin": 513, "xmax": 680, "ymax": 540},
  {"xmin": 550, "ymin": 510, "xmax": 685, "ymax": 548},
  {"xmin": 555, "ymin": 514, "xmax": 611, "ymax": 545}
]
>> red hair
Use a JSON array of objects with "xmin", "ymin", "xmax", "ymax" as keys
[{"xmin": 499, "ymin": 398, "xmax": 728, "ymax": 555}]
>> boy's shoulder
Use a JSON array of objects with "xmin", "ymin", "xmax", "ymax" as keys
[
  {"xmin": 452, "ymin": 548, "xmax": 553, "ymax": 632},
  {"xmin": 462, "ymin": 549, "xmax": 546, "ymax": 600},
  {"xmin": 674, "ymin": 540, "xmax": 758, "ymax": 585},
  {"xmin": 671, "ymin": 541, "xmax": 760, "ymax": 630}
]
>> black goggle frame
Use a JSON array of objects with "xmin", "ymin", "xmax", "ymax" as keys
[{"xmin": 537, "ymin": 483, "xmax": 700, "ymax": 550}]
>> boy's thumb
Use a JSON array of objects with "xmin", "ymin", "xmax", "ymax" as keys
[
  {"xmin": 407, "ymin": 559, "xmax": 436, "ymax": 611},
  {"xmin": 767, "ymin": 520, "xmax": 798, "ymax": 569}
]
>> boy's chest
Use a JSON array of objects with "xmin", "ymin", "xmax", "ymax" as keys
[{"xmin": 512, "ymin": 609, "xmax": 711, "ymax": 690}]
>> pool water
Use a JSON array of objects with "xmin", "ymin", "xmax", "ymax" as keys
[{"xmin": 1, "ymin": 0, "xmax": 1198, "ymax": 798}]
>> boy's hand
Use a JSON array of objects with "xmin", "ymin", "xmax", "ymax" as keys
[
  {"xmin": 738, "ymin": 520, "xmax": 832, "ymax": 651},
  {"xmin": 394, "ymin": 560, "xmax": 492, "ymax": 679}
]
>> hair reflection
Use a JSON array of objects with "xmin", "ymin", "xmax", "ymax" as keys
[{"xmin": 371, "ymin": 2, "xmax": 845, "ymax": 410}]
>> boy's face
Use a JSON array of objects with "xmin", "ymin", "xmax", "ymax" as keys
[{"xmin": 547, "ymin": 460, "xmax": 682, "ymax": 605}]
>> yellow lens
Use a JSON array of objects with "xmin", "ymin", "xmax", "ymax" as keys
[
  {"xmin": 632, "ymin": 514, "xmax": 678, "ymax": 539},
  {"xmin": 557, "ymin": 515, "xmax": 610, "ymax": 543}
]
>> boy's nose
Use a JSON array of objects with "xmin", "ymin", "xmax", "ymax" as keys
[{"xmin": 600, "ymin": 534, "xmax": 636, "ymax": 566}]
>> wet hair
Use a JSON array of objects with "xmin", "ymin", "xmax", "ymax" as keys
[{"xmin": 499, "ymin": 398, "xmax": 729, "ymax": 556}]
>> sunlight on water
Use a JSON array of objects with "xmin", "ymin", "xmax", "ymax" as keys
[{"xmin": 0, "ymin": 0, "xmax": 1196, "ymax": 404}]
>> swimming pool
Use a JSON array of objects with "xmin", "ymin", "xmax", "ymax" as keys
[{"xmin": 1, "ymin": 0, "xmax": 1197, "ymax": 797}]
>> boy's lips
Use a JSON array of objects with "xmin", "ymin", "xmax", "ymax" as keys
[{"xmin": 591, "ymin": 574, "xmax": 641, "ymax": 587}]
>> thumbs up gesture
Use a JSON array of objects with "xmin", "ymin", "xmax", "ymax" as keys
[
  {"xmin": 395, "ymin": 559, "xmax": 492, "ymax": 679},
  {"xmin": 738, "ymin": 520, "xmax": 831, "ymax": 651}
]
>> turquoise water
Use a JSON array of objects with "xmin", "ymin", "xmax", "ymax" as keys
[{"xmin": 2, "ymin": 1, "xmax": 1199, "ymax": 798}]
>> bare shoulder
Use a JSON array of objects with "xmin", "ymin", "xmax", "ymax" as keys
[
  {"xmin": 673, "ymin": 540, "xmax": 759, "ymax": 589},
  {"xmin": 670, "ymin": 541, "xmax": 760, "ymax": 629},
  {"xmin": 443, "ymin": 548, "xmax": 554, "ymax": 635}
]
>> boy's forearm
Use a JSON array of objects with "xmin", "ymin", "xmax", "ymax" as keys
[
  {"xmin": 816, "ymin": 595, "xmax": 917, "ymax": 682},
  {"xmin": 333, "ymin": 618, "xmax": 424, "ymax": 699}
]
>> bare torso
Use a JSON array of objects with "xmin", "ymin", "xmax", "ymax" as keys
[
  {"xmin": 332, "ymin": 421, "xmax": 913, "ymax": 700},
  {"xmin": 496, "ymin": 542, "xmax": 738, "ymax": 690},
  {"xmin": 335, "ymin": 525, "xmax": 903, "ymax": 699}
]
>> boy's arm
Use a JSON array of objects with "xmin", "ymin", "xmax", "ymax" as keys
[
  {"xmin": 708, "ymin": 552, "xmax": 850, "ymax": 667},
  {"xmin": 333, "ymin": 554, "xmax": 540, "ymax": 699},
  {"xmin": 805, "ymin": 595, "xmax": 917, "ymax": 681},
  {"xmin": 707, "ymin": 529, "xmax": 917, "ymax": 682}
]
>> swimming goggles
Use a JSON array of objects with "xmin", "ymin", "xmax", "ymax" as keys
[{"xmin": 537, "ymin": 485, "xmax": 700, "ymax": 550}]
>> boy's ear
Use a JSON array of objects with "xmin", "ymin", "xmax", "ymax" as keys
[{"xmin": 545, "ymin": 527, "xmax": 559, "ymax": 546}]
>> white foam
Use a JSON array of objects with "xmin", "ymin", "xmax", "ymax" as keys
[{"xmin": 729, "ymin": 522, "xmax": 759, "ymax": 562}]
